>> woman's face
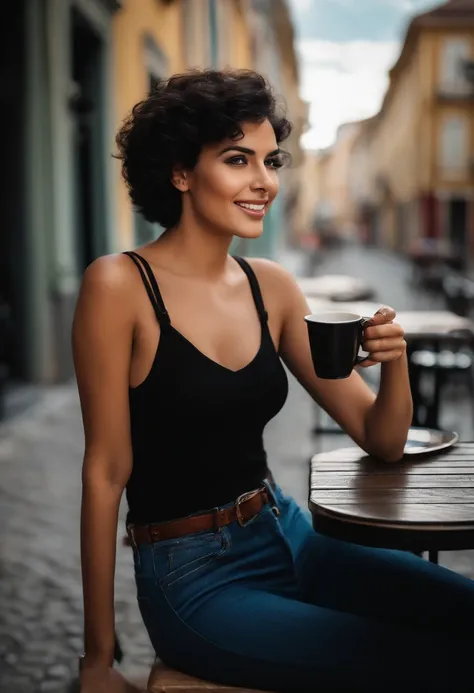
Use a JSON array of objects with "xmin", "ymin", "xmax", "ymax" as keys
[{"xmin": 179, "ymin": 119, "xmax": 283, "ymax": 239}]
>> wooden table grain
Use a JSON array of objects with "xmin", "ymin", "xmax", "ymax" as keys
[{"xmin": 309, "ymin": 442, "xmax": 474, "ymax": 554}]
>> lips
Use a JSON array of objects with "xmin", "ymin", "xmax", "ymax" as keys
[
  {"xmin": 235, "ymin": 202, "xmax": 267, "ymax": 211},
  {"xmin": 234, "ymin": 201, "xmax": 268, "ymax": 218}
]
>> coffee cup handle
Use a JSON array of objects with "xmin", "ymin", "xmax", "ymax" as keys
[{"xmin": 355, "ymin": 317, "xmax": 371, "ymax": 365}]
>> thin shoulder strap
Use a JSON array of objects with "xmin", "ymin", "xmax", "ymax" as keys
[
  {"xmin": 123, "ymin": 251, "xmax": 171, "ymax": 328},
  {"xmin": 233, "ymin": 256, "xmax": 268, "ymax": 324}
]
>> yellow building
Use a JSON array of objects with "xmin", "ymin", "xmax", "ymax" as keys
[
  {"xmin": 291, "ymin": 149, "xmax": 322, "ymax": 244},
  {"xmin": 350, "ymin": 0, "xmax": 474, "ymax": 256},
  {"xmin": 2, "ymin": 0, "xmax": 292, "ymax": 391},
  {"xmin": 112, "ymin": 0, "xmax": 254, "ymax": 250},
  {"xmin": 320, "ymin": 123, "xmax": 361, "ymax": 239},
  {"xmin": 299, "ymin": 123, "xmax": 361, "ymax": 246},
  {"xmin": 241, "ymin": 0, "xmax": 307, "ymax": 257}
]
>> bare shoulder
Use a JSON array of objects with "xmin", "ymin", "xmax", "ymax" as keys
[
  {"xmin": 80, "ymin": 253, "xmax": 137, "ymax": 295},
  {"xmin": 243, "ymin": 257, "xmax": 300, "ymax": 300},
  {"xmin": 73, "ymin": 253, "xmax": 143, "ymax": 338},
  {"xmin": 77, "ymin": 252, "xmax": 146, "ymax": 313}
]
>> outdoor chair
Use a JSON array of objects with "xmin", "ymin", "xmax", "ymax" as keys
[
  {"xmin": 408, "ymin": 333, "xmax": 474, "ymax": 428},
  {"xmin": 442, "ymin": 273, "xmax": 474, "ymax": 317},
  {"xmin": 146, "ymin": 659, "xmax": 269, "ymax": 692}
]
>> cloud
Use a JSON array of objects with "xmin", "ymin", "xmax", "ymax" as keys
[
  {"xmin": 298, "ymin": 39, "xmax": 400, "ymax": 149},
  {"xmin": 289, "ymin": 0, "xmax": 313, "ymax": 7}
]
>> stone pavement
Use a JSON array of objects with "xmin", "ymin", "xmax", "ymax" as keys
[
  {"xmin": 0, "ymin": 386, "xmax": 153, "ymax": 692},
  {"xmin": 1, "ymin": 244, "xmax": 474, "ymax": 692}
]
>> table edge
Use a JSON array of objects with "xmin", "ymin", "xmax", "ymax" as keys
[{"xmin": 309, "ymin": 500, "xmax": 474, "ymax": 531}]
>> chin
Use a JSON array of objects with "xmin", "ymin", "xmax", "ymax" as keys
[{"xmin": 233, "ymin": 225, "xmax": 265, "ymax": 240}]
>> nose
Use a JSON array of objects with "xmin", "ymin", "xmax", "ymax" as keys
[{"xmin": 249, "ymin": 163, "xmax": 276, "ymax": 193}]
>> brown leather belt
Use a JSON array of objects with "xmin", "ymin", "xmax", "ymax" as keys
[{"xmin": 128, "ymin": 487, "xmax": 274, "ymax": 547}]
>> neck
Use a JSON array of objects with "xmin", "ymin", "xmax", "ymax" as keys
[{"xmin": 154, "ymin": 210, "xmax": 232, "ymax": 278}]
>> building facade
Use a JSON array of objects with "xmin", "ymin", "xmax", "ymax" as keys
[
  {"xmin": 1, "ymin": 0, "xmax": 302, "ymax": 398},
  {"xmin": 238, "ymin": 0, "xmax": 307, "ymax": 259},
  {"xmin": 113, "ymin": 0, "xmax": 254, "ymax": 251},
  {"xmin": 317, "ymin": 123, "xmax": 361, "ymax": 241},
  {"xmin": 349, "ymin": 0, "xmax": 474, "ymax": 256},
  {"xmin": 2, "ymin": 0, "xmax": 121, "ymax": 393}
]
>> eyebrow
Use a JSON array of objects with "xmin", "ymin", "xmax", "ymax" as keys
[{"xmin": 218, "ymin": 145, "xmax": 281, "ymax": 157}]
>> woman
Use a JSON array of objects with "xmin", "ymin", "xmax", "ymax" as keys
[{"xmin": 74, "ymin": 70, "xmax": 474, "ymax": 693}]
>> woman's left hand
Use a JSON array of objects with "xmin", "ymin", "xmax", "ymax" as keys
[{"xmin": 359, "ymin": 306, "xmax": 406, "ymax": 368}]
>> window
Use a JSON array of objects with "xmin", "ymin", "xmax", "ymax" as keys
[
  {"xmin": 215, "ymin": 0, "xmax": 230, "ymax": 68},
  {"xmin": 149, "ymin": 73, "xmax": 159, "ymax": 93},
  {"xmin": 143, "ymin": 33, "xmax": 168, "ymax": 86},
  {"xmin": 209, "ymin": 0, "xmax": 218, "ymax": 67},
  {"xmin": 182, "ymin": 0, "xmax": 210, "ymax": 67},
  {"xmin": 134, "ymin": 36, "xmax": 169, "ymax": 243},
  {"xmin": 439, "ymin": 37, "xmax": 472, "ymax": 95},
  {"xmin": 439, "ymin": 115, "xmax": 469, "ymax": 178},
  {"xmin": 181, "ymin": 0, "xmax": 194, "ymax": 65}
]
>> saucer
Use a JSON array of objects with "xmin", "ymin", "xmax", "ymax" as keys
[{"xmin": 403, "ymin": 427, "xmax": 459, "ymax": 456}]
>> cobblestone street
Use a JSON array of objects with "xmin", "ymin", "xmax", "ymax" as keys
[{"xmin": 1, "ymin": 244, "xmax": 474, "ymax": 692}]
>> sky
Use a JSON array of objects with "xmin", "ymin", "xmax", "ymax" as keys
[{"xmin": 287, "ymin": 0, "xmax": 441, "ymax": 149}]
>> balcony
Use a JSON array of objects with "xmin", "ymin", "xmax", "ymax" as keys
[
  {"xmin": 438, "ymin": 60, "xmax": 474, "ymax": 101},
  {"xmin": 437, "ymin": 81, "xmax": 474, "ymax": 101},
  {"xmin": 96, "ymin": 0, "xmax": 122, "ymax": 11},
  {"xmin": 438, "ymin": 163, "xmax": 472, "ymax": 183}
]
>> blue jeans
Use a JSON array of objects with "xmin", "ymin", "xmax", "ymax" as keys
[{"xmin": 133, "ymin": 486, "xmax": 474, "ymax": 692}]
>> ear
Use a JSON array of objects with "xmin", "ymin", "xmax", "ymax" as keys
[{"xmin": 171, "ymin": 166, "xmax": 189, "ymax": 192}]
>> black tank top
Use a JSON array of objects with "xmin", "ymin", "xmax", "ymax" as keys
[{"xmin": 124, "ymin": 251, "xmax": 289, "ymax": 524}]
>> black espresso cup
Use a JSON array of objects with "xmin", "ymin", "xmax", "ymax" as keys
[{"xmin": 304, "ymin": 311, "xmax": 371, "ymax": 379}]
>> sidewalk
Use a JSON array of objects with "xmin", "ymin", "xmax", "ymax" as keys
[
  {"xmin": 1, "ymin": 244, "xmax": 474, "ymax": 692},
  {"xmin": 0, "ymin": 386, "xmax": 153, "ymax": 692}
]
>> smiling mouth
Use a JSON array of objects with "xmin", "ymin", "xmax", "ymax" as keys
[{"xmin": 234, "ymin": 202, "xmax": 267, "ymax": 218}]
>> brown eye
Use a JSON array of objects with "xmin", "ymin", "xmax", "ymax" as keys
[
  {"xmin": 265, "ymin": 157, "xmax": 284, "ymax": 169},
  {"xmin": 226, "ymin": 155, "xmax": 247, "ymax": 166}
]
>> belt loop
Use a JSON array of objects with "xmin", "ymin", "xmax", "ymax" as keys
[
  {"xmin": 263, "ymin": 479, "xmax": 280, "ymax": 517},
  {"xmin": 213, "ymin": 508, "xmax": 224, "ymax": 530},
  {"xmin": 127, "ymin": 524, "xmax": 139, "ymax": 556},
  {"xmin": 127, "ymin": 525, "xmax": 136, "ymax": 550}
]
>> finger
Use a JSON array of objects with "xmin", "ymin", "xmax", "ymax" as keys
[
  {"xmin": 375, "ymin": 305, "xmax": 396, "ymax": 321},
  {"xmin": 363, "ymin": 337, "xmax": 407, "ymax": 353},
  {"xmin": 367, "ymin": 348, "xmax": 406, "ymax": 363},
  {"xmin": 358, "ymin": 359, "xmax": 377, "ymax": 368},
  {"xmin": 368, "ymin": 306, "xmax": 396, "ymax": 325},
  {"xmin": 364, "ymin": 323, "xmax": 404, "ymax": 340}
]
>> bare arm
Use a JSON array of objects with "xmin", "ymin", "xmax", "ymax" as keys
[
  {"xmin": 72, "ymin": 255, "xmax": 135, "ymax": 671},
  {"xmin": 251, "ymin": 260, "xmax": 412, "ymax": 462}
]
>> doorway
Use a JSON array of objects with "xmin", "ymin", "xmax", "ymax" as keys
[
  {"xmin": 70, "ymin": 7, "xmax": 107, "ymax": 272},
  {"xmin": 448, "ymin": 197, "xmax": 468, "ymax": 255},
  {"xmin": 1, "ymin": 0, "xmax": 27, "ymax": 387}
]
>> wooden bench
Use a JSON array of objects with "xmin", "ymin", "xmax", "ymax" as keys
[{"xmin": 146, "ymin": 660, "xmax": 269, "ymax": 692}]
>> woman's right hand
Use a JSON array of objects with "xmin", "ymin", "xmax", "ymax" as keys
[{"xmin": 80, "ymin": 665, "xmax": 142, "ymax": 693}]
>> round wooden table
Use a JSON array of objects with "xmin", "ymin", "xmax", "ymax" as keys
[{"xmin": 309, "ymin": 442, "xmax": 474, "ymax": 563}]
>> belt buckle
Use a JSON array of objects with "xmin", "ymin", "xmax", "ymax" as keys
[{"xmin": 235, "ymin": 489, "xmax": 260, "ymax": 527}]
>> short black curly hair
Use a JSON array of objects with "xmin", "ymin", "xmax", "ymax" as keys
[{"xmin": 115, "ymin": 69, "xmax": 292, "ymax": 229}]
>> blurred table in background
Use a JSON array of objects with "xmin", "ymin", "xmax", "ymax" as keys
[
  {"xmin": 304, "ymin": 296, "xmax": 474, "ymax": 433},
  {"xmin": 305, "ymin": 299, "xmax": 474, "ymax": 340},
  {"xmin": 408, "ymin": 238, "xmax": 465, "ymax": 289},
  {"xmin": 297, "ymin": 275, "xmax": 375, "ymax": 302},
  {"xmin": 305, "ymin": 298, "xmax": 380, "ymax": 318}
]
